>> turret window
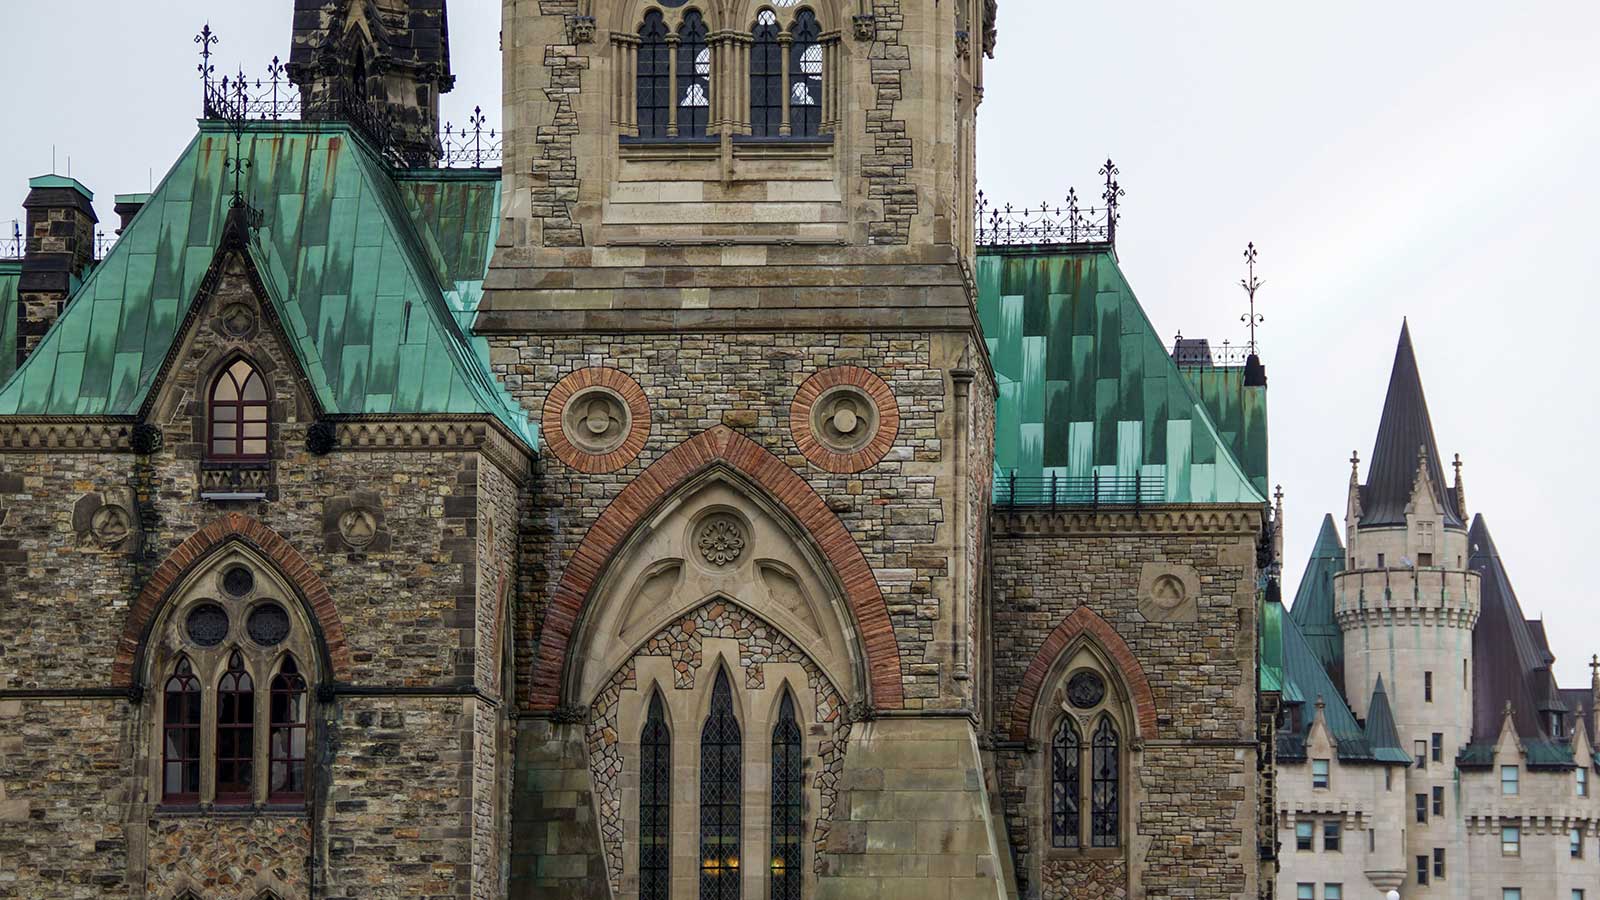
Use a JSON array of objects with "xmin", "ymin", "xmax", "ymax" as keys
[
  {"xmin": 1502, "ymin": 765, "xmax": 1519, "ymax": 795},
  {"xmin": 1578, "ymin": 767, "xmax": 1589, "ymax": 797},
  {"xmin": 1311, "ymin": 758, "xmax": 1329, "ymax": 789}
]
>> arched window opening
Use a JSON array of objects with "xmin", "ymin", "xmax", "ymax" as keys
[
  {"xmin": 269, "ymin": 656, "xmax": 307, "ymax": 803},
  {"xmin": 750, "ymin": 10, "xmax": 783, "ymax": 136},
  {"xmin": 162, "ymin": 658, "xmax": 202, "ymax": 802},
  {"xmin": 210, "ymin": 358, "xmax": 269, "ymax": 459},
  {"xmin": 1090, "ymin": 717, "xmax": 1120, "ymax": 848},
  {"xmin": 640, "ymin": 691, "xmax": 672, "ymax": 900},
  {"xmin": 770, "ymin": 691, "xmax": 804, "ymax": 899},
  {"xmin": 788, "ymin": 11, "xmax": 822, "ymax": 137},
  {"xmin": 1050, "ymin": 717, "xmax": 1081, "ymax": 848},
  {"xmin": 700, "ymin": 669, "xmax": 742, "ymax": 899},
  {"xmin": 637, "ymin": 12, "xmax": 672, "ymax": 138},
  {"xmin": 677, "ymin": 11, "xmax": 711, "ymax": 138},
  {"xmin": 216, "ymin": 650, "xmax": 255, "ymax": 803}
]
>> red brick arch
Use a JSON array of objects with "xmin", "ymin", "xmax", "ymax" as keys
[
  {"xmin": 113, "ymin": 513, "xmax": 352, "ymax": 687},
  {"xmin": 529, "ymin": 425, "xmax": 904, "ymax": 710},
  {"xmin": 1009, "ymin": 606, "xmax": 1157, "ymax": 741}
]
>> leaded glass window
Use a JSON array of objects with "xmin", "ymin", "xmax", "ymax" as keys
[
  {"xmin": 216, "ymin": 650, "xmax": 255, "ymax": 803},
  {"xmin": 209, "ymin": 358, "xmax": 269, "ymax": 459},
  {"xmin": 269, "ymin": 656, "xmax": 307, "ymax": 802},
  {"xmin": 637, "ymin": 12, "xmax": 672, "ymax": 138},
  {"xmin": 1090, "ymin": 716, "xmax": 1120, "ymax": 848},
  {"xmin": 1050, "ymin": 717, "xmax": 1081, "ymax": 848},
  {"xmin": 677, "ymin": 11, "xmax": 711, "ymax": 138},
  {"xmin": 788, "ymin": 10, "xmax": 822, "ymax": 137},
  {"xmin": 771, "ymin": 692, "xmax": 804, "ymax": 899},
  {"xmin": 640, "ymin": 692, "xmax": 672, "ymax": 900},
  {"xmin": 750, "ymin": 10, "xmax": 783, "ymax": 136},
  {"xmin": 163, "ymin": 657, "xmax": 201, "ymax": 801},
  {"xmin": 700, "ymin": 669, "xmax": 742, "ymax": 899}
]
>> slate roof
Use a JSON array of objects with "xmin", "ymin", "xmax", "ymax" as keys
[
  {"xmin": 977, "ymin": 246, "xmax": 1264, "ymax": 505},
  {"xmin": 0, "ymin": 261, "xmax": 18, "ymax": 385},
  {"xmin": 1363, "ymin": 676, "xmax": 1416, "ymax": 765},
  {"xmin": 1360, "ymin": 321, "xmax": 1461, "ymax": 528},
  {"xmin": 1288, "ymin": 514, "xmax": 1346, "ymax": 683},
  {"xmin": 0, "ymin": 121, "xmax": 534, "ymax": 449}
]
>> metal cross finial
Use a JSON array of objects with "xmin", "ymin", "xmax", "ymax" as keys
[
  {"xmin": 1590, "ymin": 654, "xmax": 1598, "ymax": 679},
  {"xmin": 1452, "ymin": 453, "xmax": 1462, "ymax": 480},
  {"xmin": 1240, "ymin": 242, "xmax": 1264, "ymax": 355},
  {"xmin": 1099, "ymin": 158, "xmax": 1124, "ymax": 245},
  {"xmin": 1350, "ymin": 450, "xmax": 1360, "ymax": 476}
]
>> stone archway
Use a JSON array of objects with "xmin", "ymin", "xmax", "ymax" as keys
[{"xmin": 1009, "ymin": 605, "xmax": 1157, "ymax": 741}]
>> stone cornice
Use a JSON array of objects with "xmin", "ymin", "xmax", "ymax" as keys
[
  {"xmin": 0, "ymin": 418, "xmax": 137, "ymax": 452},
  {"xmin": 991, "ymin": 504, "xmax": 1265, "ymax": 538}
]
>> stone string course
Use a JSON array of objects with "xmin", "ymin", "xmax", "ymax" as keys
[{"xmin": 585, "ymin": 599, "xmax": 849, "ymax": 893}]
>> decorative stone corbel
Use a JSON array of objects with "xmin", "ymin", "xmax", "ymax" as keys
[
  {"xmin": 306, "ymin": 420, "xmax": 337, "ymax": 456},
  {"xmin": 955, "ymin": 29, "xmax": 971, "ymax": 59},
  {"xmin": 568, "ymin": 15, "xmax": 597, "ymax": 45},
  {"xmin": 551, "ymin": 704, "xmax": 589, "ymax": 724},
  {"xmin": 131, "ymin": 423, "xmax": 164, "ymax": 456},
  {"xmin": 851, "ymin": 14, "xmax": 876, "ymax": 41}
]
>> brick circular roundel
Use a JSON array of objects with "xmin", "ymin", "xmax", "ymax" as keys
[
  {"xmin": 790, "ymin": 366, "xmax": 899, "ymax": 473},
  {"xmin": 542, "ymin": 368, "xmax": 651, "ymax": 474}
]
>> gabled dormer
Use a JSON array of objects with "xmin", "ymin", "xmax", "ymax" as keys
[{"xmin": 1404, "ymin": 444, "xmax": 1446, "ymax": 567}]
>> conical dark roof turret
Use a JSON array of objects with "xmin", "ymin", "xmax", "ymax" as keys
[
  {"xmin": 1363, "ymin": 675, "xmax": 1414, "ymax": 765},
  {"xmin": 1468, "ymin": 515, "xmax": 1551, "ymax": 744},
  {"xmin": 1361, "ymin": 321, "xmax": 1462, "ymax": 528}
]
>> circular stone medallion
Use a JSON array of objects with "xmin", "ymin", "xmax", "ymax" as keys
[
  {"xmin": 338, "ymin": 508, "xmax": 379, "ymax": 549},
  {"xmin": 790, "ymin": 366, "xmax": 899, "ymax": 473},
  {"xmin": 697, "ymin": 516, "xmax": 747, "ymax": 567},
  {"xmin": 1066, "ymin": 671, "xmax": 1107, "ymax": 709},
  {"xmin": 89, "ymin": 504, "xmax": 133, "ymax": 546},
  {"xmin": 221, "ymin": 565, "xmax": 255, "ymax": 598},
  {"xmin": 542, "ymin": 368, "xmax": 651, "ymax": 474},
  {"xmin": 219, "ymin": 302, "xmax": 257, "ymax": 338},
  {"xmin": 1150, "ymin": 574, "xmax": 1187, "ymax": 611}
]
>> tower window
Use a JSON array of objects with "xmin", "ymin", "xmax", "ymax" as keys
[
  {"xmin": 676, "ymin": 11, "xmax": 711, "ymax": 138},
  {"xmin": 770, "ymin": 692, "xmax": 804, "ymax": 900},
  {"xmin": 209, "ymin": 358, "xmax": 269, "ymax": 459},
  {"xmin": 1296, "ymin": 885, "xmax": 1313, "ymax": 900},
  {"xmin": 162, "ymin": 657, "xmax": 202, "ymax": 802},
  {"xmin": 1322, "ymin": 819, "xmax": 1340, "ymax": 852},
  {"xmin": 1572, "ymin": 827, "xmax": 1584, "ymax": 858},
  {"xmin": 1578, "ymin": 767, "xmax": 1589, "ymax": 797},
  {"xmin": 1502, "ymin": 824, "xmax": 1520, "ymax": 855},
  {"xmin": 750, "ymin": 11, "xmax": 784, "ymax": 136},
  {"xmin": 1502, "ymin": 765, "xmax": 1519, "ymax": 795},
  {"xmin": 1434, "ymin": 847, "xmax": 1445, "ymax": 878},
  {"xmin": 1416, "ymin": 855, "xmax": 1429, "ymax": 885},
  {"xmin": 1050, "ymin": 717, "xmax": 1082, "ymax": 847},
  {"xmin": 1432, "ymin": 785, "xmax": 1443, "ymax": 815},
  {"xmin": 1414, "ymin": 740, "xmax": 1427, "ymax": 768},
  {"xmin": 1424, "ymin": 671, "xmax": 1433, "ymax": 702},
  {"xmin": 1312, "ymin": 758, "xmax": 1329, "ymax": 789},
  {"xmin": 1431, "ymin": 732, "xmax": 1443, "ymax": 762},
  {"xmin": 788, "ymin": 10, "xmax": 823, "ymax": 137},
  {"xmin": 1324, "ymin": 884, "xmax": 1342, "ymax": 900},
  {"xmin": 699, "ymin": 669, "xmax": 742, "ymax": 899},
  {"xmin": 1295, "ymin": 820, "xmax": 1313, "ymax": 851},
  {"xmin": 640, "ymin": 692, "xmax": 671, "ymax": 900},
  {"xmin": 1415, "ymin": 793, "xmax": 1427, "ymax": 824},
  {"xmin": 637, "ymin": 12, "xmax": 672, "ymax": 138}
]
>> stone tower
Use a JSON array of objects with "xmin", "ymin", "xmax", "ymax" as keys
[
  {"xmin": 486, "ymin": 0, "xmax": 1000, "ymax": 897},
  {"xmin": 1334, "ymin": 321, "xmax": 1480, "ymax": 894},
  {"xmin": 287, "ymin": 0, "xmax": 455, "ymax": 164}
]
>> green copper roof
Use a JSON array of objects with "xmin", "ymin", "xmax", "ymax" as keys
[
  {"xmin": 1289, "ymin": 514, "xmax": 1346, "ymax": 682},
  {"xmin": 978, "ymin": 247, "xmax": 1265, "ymax": 505},
  {"xmin": 1178, "ymin": 364, "xmax": 1269, "ymax": 498},
  {"xmin": 0, "ymin": 261, "xmax": 19, "ymax": 385},
  {"xmin": 0, "ymin": 122, "xmax": 533, "ymax": 449},
  {"xmin": 28, "ymin": 174, "xmax": 94, "ymax": 200},
  {"xmin": 1259, "ymin": 590, "xmax": 1288, "ymax": 697},
  {"xmin": 1278, "ymin": 609, "xmax": 1370, "ymax": 760},
  {"xmin": 1363, "ymin": 676, "xmax": 1415, "ymax": 765}
]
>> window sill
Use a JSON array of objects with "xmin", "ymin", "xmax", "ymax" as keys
[
  {"xmin": 1044, "ymin": 846, "xmax": 1124, "ymax": 861},
  {"xmin": 155, "ymin": 803, "xmax": 307, "ymax": 818},
  {"xmin": 198, "ymin": 460, "xmax": 272, "ymax": 501}
]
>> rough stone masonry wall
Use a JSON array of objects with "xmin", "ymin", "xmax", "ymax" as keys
[
  {"xmin": 865, "ymin": 1, "xmax": 916, "ymax": 244},
  {"xmin": 496, "ymin": 332, "xmax": 953, "ymax": 709},
  {"xmin": 988, "ymin": 527, "xmax": 1259, "ymax": 899},
  {"xmin": 526, "ymin": 0, "xmax": 584, "ymax": 247}
]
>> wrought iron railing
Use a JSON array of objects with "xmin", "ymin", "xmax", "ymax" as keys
[
  {"xmin": 976, "ymin": 159, "xmax": 1124, "ymax": 248},
  {"xmin": 194, "ymin": 24, "xmax": 501, "ymax": 170},
  {"xmin": 1171, "ymin": 334, "xmax": 1252, "ymax": 367},
  {"xmin": 1, "ymin": 221, "xmax": 20, "ymax": 261},
  {"xmin": 992, "ymin": 471, "xmax": 1165, "ymax": 509}
]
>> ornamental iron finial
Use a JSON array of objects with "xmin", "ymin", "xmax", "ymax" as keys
[{"xmin": 1240, "ymin": 242, "xmax": 1264, "ymax": 355}]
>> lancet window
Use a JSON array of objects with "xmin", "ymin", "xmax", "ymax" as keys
[
  {"xmin": 639, "ymin": 692, "xmax": 672, "ymax": 900},
  {"xmin": 770, "ymin": 691, "xmax": 805, "ymax": 900},
  {"xmin": 699, "ymin": 670, "xmax": 743, "ymax": 899},
  {"xmin": 208, "ymin": 358, "xmax": 269, "ymax": 459},
  {"xmin": 1043, "ymin": 660, "xmax": 1128, "ymax": 854}
]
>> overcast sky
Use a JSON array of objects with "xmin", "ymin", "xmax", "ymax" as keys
[{"xmin": 4, "ymin": 3, "xmax": 1597, "ymax": 686}]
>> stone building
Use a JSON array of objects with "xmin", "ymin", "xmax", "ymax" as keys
[
  {"xmin": 1272, "ymin": 323, "xmax": 1600, "ymax": 900},
  {"xmin": 0, "ymin": 1, "xmax": 1280, "ymax": 898}
]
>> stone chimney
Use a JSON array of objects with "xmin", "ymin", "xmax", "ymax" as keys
[
  {"xmin": 17, "ymin": 175, "xmax": 97, "ymax": 368},
  {"xmin": 112, "ymin": 193, "xmax": 149, "ymax": 236}
]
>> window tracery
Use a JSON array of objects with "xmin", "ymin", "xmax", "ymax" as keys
[
  {"xmin": 1050, "ymin": 717, "xmax": 1081, "ymax": 848},
  {"xmin": 677, "ymin": 11, "xmax": 711, "ymax": 137},
  {"xmin": 637, "ymin": 12, "xmax": 672, "ymax": 138},
  {"xmin": 751, "ymin": 11, "xmax": 784, "ymax": 136},
  {"xmin": 1041, "ymin": 654, "xmax": 1128, "ymax": 855},
  {"xmin": 788, "ymin": 11, "xmax": 822, "ymax": 137},
  {"xmin": 162, "ymin": 658, "xmax": 202, "ymax": 802},
  {"xmin": 268, "ymin": 656, "xmax": 307, "ymax": 802},
  {"xmin": 216, "ymin": 650, "xmax": 256, "ymax": 803},
  {"xmin": 699, "ymin": 669, "xmax": 743, "ymax": 899}
]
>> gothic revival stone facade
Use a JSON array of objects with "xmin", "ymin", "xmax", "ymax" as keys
[{"xmin": 0, "ymin": 2, "xmax": 1280, "ymax": 898}]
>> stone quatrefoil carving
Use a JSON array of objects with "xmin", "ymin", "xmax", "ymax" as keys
[
  {"xmin": 791, "ymin": 367, "xmax": 899, "ymax": 473},
  {"xmin": 697, "ymin": 517, "xmax": 747, "ymax": 567},
  {"xmin": 567, "ymin": 390, "xmax": 628, "ymax": 453},
  {"xmin": 542, "ymin": 368, "xmax": 651, "ymax": 474}
]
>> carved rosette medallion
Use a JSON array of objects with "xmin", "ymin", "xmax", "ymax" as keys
[
  {"xmin": 697, "ymin": 517, "xmax": 747, "ymax": 567},
  {"xmin": 542, "ymin": 368, "xmax": 651, "ymax": 474},
  {"xmin": 790, "ymin": 366, "xmax": 899, "ymax": 473},
  {"xmin": 1066, "ymin": 670, "xmax": 1107, "ymax": 709}
]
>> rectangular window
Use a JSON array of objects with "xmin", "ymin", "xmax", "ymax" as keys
[
  {"xmin": 1415, "ymin": 855, "xmax": 1429, "ymax": 885},
  {"xmin": 1323, "ymin": 820, "xmax": 1341, "ymax": 852},
  {"xmin": 1377, "ymin": 552, "xmax": 1386, "ymax": 567},
  {"xmin": 1579, "ymin": 767, "xmax": 1589, "ymax": 797},
  {"xmin": 1572, "ymin": 827, "xmax": 1583, "ymax": 858},
  {"xmin": 1324, "ymin": 885, "xmax": 1341, "ymax": 900},
  {"xmin": 1433, "ymin": 785, "xmax": 1444, "ymax": 816},
  {"xmin": 1575, "ymin": 890, "xmax": 1585, "ymax": 900},
  {"xmin": 1385, "ymin": 767, "xmax": 1393, "ymax": 791},
  {"xmin": 1432, "ymin": 732, "xmax": 1443, "ymax": 762},
  {"xmin": 1502, "ymin": 765, "xmax": 1520, "ymax": 796},
  {"xmin": 1312, "ymin": 759, "xmax": 1330, "ymax": 790},
  {"xmin": 1425, "ymin": 670, "xmax": 1434, "ymax": 701},
  {"xmin": 1415, "ymin": 740, "xmax": 1428, "ymax": 768},
  {"xmin": 1296, "ymin": 886, "xmax": 1314, "ymax": 900},
  {"xmin": 1369, "ymin": 829, "xmax": 1376, "ymax": 852},
  {"xmin": 1417, "ymin": 551, "xmax": 1433, "ymax": 566},
  {"xmin": 1503, "ymin": 890, "xmax": 1521, "ymax": 900},
  {"xmin": 1434, "ymin": 847, "xmax": 1446, "ymax": 878},
  {"xmin": 1296, "ymin": 820, "xmax": 1314, "ymax": 851},
  {"xmin": 1416, "ymin": 793, "xmax": 1428, "ymax": 824},
  {"xmin": 1503, "ymin": 825, "xmax": 1520, "ymax": 856}
]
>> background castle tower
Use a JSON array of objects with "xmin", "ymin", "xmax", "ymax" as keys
[
  {"xmin": 1334, "ymin": 321, "xmax": 1480, "ymax": 895},
  {"xmin": 287, "ymin": 0, "xmax": 455, "ymax": 165}
]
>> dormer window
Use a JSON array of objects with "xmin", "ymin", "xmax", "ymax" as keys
[{"xmin": 209, "ymin": 358, "xmax": 269, "ymax": 459}]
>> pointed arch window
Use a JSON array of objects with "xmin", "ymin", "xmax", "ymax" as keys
[
  {"xmin": 1090, "ymin": 717, "xmax": 1121, "ymax": 848},
  {"xmin": 788, "ymin": 10, "xmax": 823, "ymax": 137},
  {"xmin": 640, "ymin": 691, "xmax": 672, "ymax": 900},
  {"xmin": 1050, "ymin": 717, "xmax": 1081, "ymax": 848},
  {"xmin": 637, "ymin": 12, "xmax": 672, "ymax": 138},
  {"xmin": 750, "ymin": 10, "xmax": 784, "ymax": 136},
  {"xmin": 700, "ymin": 669, "xmax": 743, "ymax": 899},
  {"xmin": 162, "ymin": 658, "xmax": 202, "ymax": 802},
  {"xmin": 677, "ymin": 11, "xmax": 711, "ymax": 138},
  {"xmin": 770, "ymin": 691, "xmax": 804, "ymax": 899},
  {"xmin": 216, "ymin": 650, "xmax": 256, "ymax": 803},
  {"xmin": 269, "ymin": 656, "xmax": 307, "ymax": 802},
  {"xmin": 210, "ymin": 358, "xmax": 269, "ymax": 459}
]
